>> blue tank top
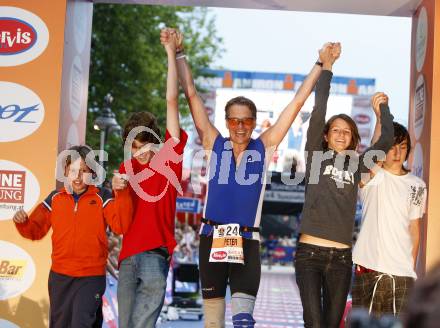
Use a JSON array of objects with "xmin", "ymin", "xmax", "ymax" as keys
[{"xmin": 200, "ymin": 134, "xmax": 267, "ymax": 240}]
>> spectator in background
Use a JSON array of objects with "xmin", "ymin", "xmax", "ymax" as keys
[
  {"xmin": 265, "ymin": 235, "xmax": 278, "ymax": 269},
  {"xmin": 182, "ymin": 225, "xmax": 196, "ymax": 261}
]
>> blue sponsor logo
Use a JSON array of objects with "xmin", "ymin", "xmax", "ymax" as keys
[
  {"xmin": 176, "ymin": 197, "xmax": 201, "ymax": 213},
  {"xmin": 0, "ymin": 104, "xmax": 39, "ymax": 123}
]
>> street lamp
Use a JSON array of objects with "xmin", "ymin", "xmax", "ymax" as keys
[{"xmin": 93, "ymin": 93, "xmax": 121, "ymax": 179}]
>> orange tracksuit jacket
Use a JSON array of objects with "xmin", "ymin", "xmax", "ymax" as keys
[{"xmin": 15, "ymin": 186, "xmax": 133, "ymax": 277}]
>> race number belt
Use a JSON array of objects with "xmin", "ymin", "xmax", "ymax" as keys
[
  {"xmin": 209, "ymin": 223, "xmax": 244, "ymax": 264},
  {"xmin": 201, "ymin": 218, "xmax": 260, "ymax": 233}
]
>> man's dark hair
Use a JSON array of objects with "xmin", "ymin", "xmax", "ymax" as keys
[
  {"xmin": 323, "ymin": 114, "xmax": 361, "ymax": 151},
  {"xmin": 123, "ymin": 112, "xmax": 161, "ymax": 144},
  {"xmin": 393, "ymin": 121, "xmax": 411, "ymax": 162},
  {"xmin": 225, "ymin": 96, "xmax": 257, "ymax": 119}
]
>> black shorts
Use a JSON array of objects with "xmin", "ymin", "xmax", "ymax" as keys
[
  {"xmin": 48, "ymin": 271, "xmax": 106, "ymax": 328},
  {"xmin": 199, "ymin": 235, "xmax": 261, "ymax": 299}
]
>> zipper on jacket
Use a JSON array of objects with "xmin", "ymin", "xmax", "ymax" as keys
[
  {"xmin": 72, "ymin": 189, "xmax": 87, "ymax": 213},
  {"xmin": 73, "ymin": 192, "xmax": 88, "ymax": 214},
  {"xmin": 68, "ymin": 195, "xmax": 77, "ymax": 257},
  {"xmin": 70, "ymin": 191, "xmax": 87, "ymax": 256}
]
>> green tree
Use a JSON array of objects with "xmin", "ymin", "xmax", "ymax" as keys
[{"xmin": 86, "ymin": 4, "xmax": 223, "ymax": 175}]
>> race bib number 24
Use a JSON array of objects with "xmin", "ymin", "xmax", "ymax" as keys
[{"xmin": 209, "ymin": 224, "xmax": 244, "ymax": 264}]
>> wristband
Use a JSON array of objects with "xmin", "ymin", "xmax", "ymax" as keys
[
  {"xmin": 176, "ymin": 54, "xmax": 187, "ymax": 60},
  {"xmin": 315, "ymin": 61, "xmax": 323, "ymax": 67}
]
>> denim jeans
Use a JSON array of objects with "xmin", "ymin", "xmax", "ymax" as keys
[
  {"xmin": 117, "ymin": 249, "xmax": 170, "ymax": 328},
  {"xmin": 295, "ymin": 242, "xmax": 353, "ymax": 328}
]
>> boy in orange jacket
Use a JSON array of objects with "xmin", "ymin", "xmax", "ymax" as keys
[{"xmin": 13, "ymin": 145, "xmax": 133, "ymax": 328}]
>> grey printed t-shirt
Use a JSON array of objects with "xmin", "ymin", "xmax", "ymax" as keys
[{"xmin": 299, "ymin": 70, "xmax": 394, "ymax": 246}]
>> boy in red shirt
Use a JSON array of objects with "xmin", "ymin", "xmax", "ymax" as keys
[
  {"xmin": 115, "ymin": 29, "xmax": 187, "ymax": 328},
  {"xmin": 13, "ymin": 145, "xmax": 133, "ymax": 328}
]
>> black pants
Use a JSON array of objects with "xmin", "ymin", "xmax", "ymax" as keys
[
  {"xmin": 294, "ymin": 242, "xmax": 352, "ymax": 328},
  {"xmin": 199, "ymin": 235, "xmax": 261, "ymax": 299},
  {"xmin": 48, "ymin": 270, "xmax": 106, "ymax": 328}
]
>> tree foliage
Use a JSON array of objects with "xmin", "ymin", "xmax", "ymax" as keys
[{"xmin": 86, "ymin": 4, "xmax": 223, "ymax": 174}]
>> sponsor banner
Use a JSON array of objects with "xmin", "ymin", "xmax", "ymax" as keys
[
  {"xmin": 351, "ymin": 95, "xmax": 374, "ymax": 153},
  {"xmin": 72, "ymin": 1, "xmax": 89, "ymax": 55},
  {"xmin": 69, "ymin": 55, "xmax": 84, "ymax": 122},
  {"xmin": 176, "ymin": 197, "xmax": 201, "ymax": 214},
  {"xmin": 198, "ymin": 69, "xmax": 375, "ymax": 95},
  {"xmin": 264, "ymin": 190, "xmax": 304, "ymax": 203},
  {"xmin": 0, "ymin": 160, "xmax": 40, "ymax": 221},
  {"xmin": 57, "ymin": 0, "xmax": 93, "ymax": 154},
  {"xmin": 1, "ymin": 0, "xmax": 80, "ymax": 325},
  {"xmin": 408, "ymin": 0, "xmax": 436, "ymax": 273},
  {"xmin": 66, "ymin": 123, "xmax": 80, "ymax": 149},
  {"xmin": 0, "ymin": 240, "xmax": 36, "ymax": 300},
  {"xmin": 353, "ymin": 113, "xmax": 371, "ymax": 125},
  {"xmin": 411, "ymin": 142, "xmax": 423, "ymax": 179},
  {"xmin": 264, "ymin": 179, "xmax": 305, "ymax": 203},
  {"xmin": 413, "ymin": 74, "xmax": 426, "ymax": 140},
  {"xmin": 415, "ymin": 7, "xmax": 428, "ymax": 73},
  {"xmin": 0, "ymin": 81, "xmax": 45, "ymax": 142},
  {"xmin": 0, "ymin": 6, "xmax": 49, "ymax": 67}
]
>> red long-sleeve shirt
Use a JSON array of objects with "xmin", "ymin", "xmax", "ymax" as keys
[{"xmin": 118, "ymin": 129, "xmax": 187, "ymax": 263}]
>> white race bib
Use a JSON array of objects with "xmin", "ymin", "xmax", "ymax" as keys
[{"xmin": 209, "ymin": 224, "xmax": 244, "ymax": 264}]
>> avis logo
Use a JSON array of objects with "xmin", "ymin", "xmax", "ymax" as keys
[
  {"xmin": 0, "ymin": 170, "xmax": 26, "ymax": 204},
  {"xmin": 212, "ymin": 251, "xmax": 227, "ymax": 260},
  {"xmin": 0, "ymin": 260, "xmax": 26, "ymax": 280},
  {"xmin": 0, "ymin": 7, "xmax": 49, "ymax": 67},
  {"xmin": 0, "ymin": 18, "xmax": 36, "ymax": 55}
]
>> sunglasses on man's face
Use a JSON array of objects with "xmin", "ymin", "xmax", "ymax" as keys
[{"xmin": 226, "ymin": 117, "xmax": 255, "ymax": 128}]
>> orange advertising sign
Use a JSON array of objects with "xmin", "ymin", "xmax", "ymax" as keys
[{"xmin": 0, "ymin": 1, "xmax": 93, "ymax": 327}]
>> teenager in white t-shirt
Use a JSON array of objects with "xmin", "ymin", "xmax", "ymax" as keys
[{"xmin": 352, "ymin": 106, "xmax": 427, "ymax": 317}]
